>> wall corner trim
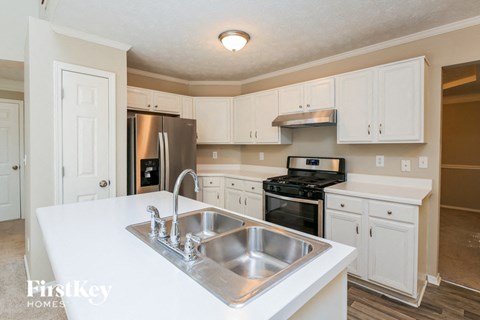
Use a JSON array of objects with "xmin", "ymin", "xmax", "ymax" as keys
[{"xmin": 51, "ymin": 23, "xmax": 132, "ymax": 51}]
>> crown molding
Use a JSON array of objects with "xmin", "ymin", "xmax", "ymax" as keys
[
  {"xmin": 51, "ymin": 23, "xmax": 132, "ymax": 52},
  {"xmin": 126, "ymin": 14, "xmax": 480, "ymax": 86},
  {"xmin": 127, "ymin": 68, "xmax": 190, "ymax": 85},
  {"xmin": 0, "ymin": 79, "xmax": 24, "ymax": 92}
]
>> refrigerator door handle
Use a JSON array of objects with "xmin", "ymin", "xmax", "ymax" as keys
[
  {"xmin": 164, "ymin": 132, "xmax": 170, "ymax": 191},
  {"xmin": 159, "ymin": 132, "xmax": 165, "ymax": 190}
]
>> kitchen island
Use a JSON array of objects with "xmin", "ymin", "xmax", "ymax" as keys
[{"xmin": 37, "ymin": 191, "xmax": 356, "ymax": 319}]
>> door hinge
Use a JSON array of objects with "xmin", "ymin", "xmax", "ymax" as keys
[
  {"xmin": 62, "ymin": 166, "xmax": 65, "ymax": 177},
  {"xmin": 61, "ymin": 88, "xmax": 65, "ymax": 99}
]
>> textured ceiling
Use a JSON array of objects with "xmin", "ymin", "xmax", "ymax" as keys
[{"xmin": 50, "ymin": 0, "xmax": 480, "ymax": 81}]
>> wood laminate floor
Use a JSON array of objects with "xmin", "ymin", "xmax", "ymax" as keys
[{"xmin": 2, "ymin": 219, "xmax": 480, "ymax": 319}]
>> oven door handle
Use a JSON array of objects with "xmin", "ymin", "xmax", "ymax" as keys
[{"xmin": 265, "ymin": 192, "xmax": 319, "ymax": 205}]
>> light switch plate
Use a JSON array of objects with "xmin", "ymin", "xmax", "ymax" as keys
[
  {"xmin": 401, "ymin": 160, "xmax": 411, "ymax": 172},
  {"xmin": 212, "ymin": 151, "xmax": 218, "ymax": 159},
  {"xmin": 376, "ymin": 155, "xmax": 384, "ymax": 167},
  {"xmin": 419, "ymin": 156, "xmax": 428, "ymax": 169},
  {"xmin": 259, "ymin": 152, "xmax": 264, "ymax": 161}
]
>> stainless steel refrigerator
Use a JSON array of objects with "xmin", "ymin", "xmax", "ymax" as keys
[{"xmin": 127, "ymin": 112, "xmax": 197, "ymax": 198}]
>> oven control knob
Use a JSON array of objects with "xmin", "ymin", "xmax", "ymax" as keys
[
  {"xmin": 274, "ymin": 186, "xmax": 281, "ymax": 192},
  {"xmin": 269, "ymin": 185, "xmax": 274, "ymax": 191},
  {"xmin": 298, "ymin": 190, "xmax": 305, "ymax": 196},
  {"xmin": 306, "ymin": 191, "xmax": 313, "ymax": 198}
]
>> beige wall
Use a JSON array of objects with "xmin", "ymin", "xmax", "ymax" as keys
[
  {"xmin": 441, "ymin": 101, "xmax": 480, "ymax": 210},
  {"xmin": 25, "ymin": 17, "xmax": 127, "ymax": 281},
  {"xmin": 197, "ymin": 145, "xmax": 242, "ymax": 164},
  {"xmin": 0, "ymin": 89, "xmax": 24, "ymax": 100},
  {"xmin": 127, "ymin": 73, "xmax": 188, "ymax": 95},
  {"xmin": 188, "ymin": 84, "xmax": 241, "ymax": 97}
]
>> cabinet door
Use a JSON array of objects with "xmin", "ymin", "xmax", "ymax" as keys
[
  {"xmin": 152, "ymin": 91, "xmax": 181, "ymax": 114},
  {"xmin": 181, "ymin": 96, "xmax": 194, "ymax": 119},
  {"xmin": 233, "ymin": 95, "xmax": 255, "ymax": 143},
  {"xmin": 279, "ymin": 84, "xmax": 304, "ymax": 114},
  {"xmin": 244, "ymin": 192, "xmax": 263, "ymax": 220},
  {"xmin": 304, "ymin": 78, "xmax": 335, "ymax": 111},
  {"xmin": 254, "ymin": 90, "xmax": 279, "ymax": 143},
  {"xmin": 336, "ymin": 70, "xmax": 374, "ymax": 143},
  {"xmin": 326, "ymin": 210, "xmax": 364, "ymax": 277},
  {"xmin": 194, "ymin": 98, "xmax": 231, "ymax": 144},
  {"xmin": 127, "ymin": 87, "xmax": 152, "ymax": 111},
  {"xmin": 368, "ymin": 217, "xmax": 415, "ymax": 296},
  {"xmin": 224, "ymin": 188, "xmax": 244, "ymax": 214},
  {"xmin": 202, "ymin": 187, "xmax": 222, "ymax": 207},
  {"xmin": 377, "ymin": 59, "xmax": 423, "ymax": 142}
]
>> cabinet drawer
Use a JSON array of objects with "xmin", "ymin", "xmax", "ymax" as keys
[
  {"xmin": 369, "ymin": 200, "xmax": 417, "ymax": 223},
  {"xmin": 225, "ymin": 178, "xmax": 244, "ymax": 190},
  {"xmin": 244, "ymin": 181, "xmax": 263, "ymax": 194},
  {"xmin": 202, "ymin": 177, "xmax": 221, "ymax": 187},
  {"xmin": 327, "ymin": 194, "xmax": 363, "ymax": 214}
]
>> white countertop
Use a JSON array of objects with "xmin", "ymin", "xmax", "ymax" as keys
[
  {"xmin": 324, "ymin": 173, "xmax": 433, "ymax": 205},
  {"xmin": 37, "ymin": 191, "xmax": 356, "ymax": 320}
]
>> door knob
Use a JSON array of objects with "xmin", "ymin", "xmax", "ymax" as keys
[
  {"xmin": 99, "ymin": 180, "xmax": 108, "ymax": 188},
  {"xmin": 12, "ymin": 165, "xmax": 19, "ymax": 170}
]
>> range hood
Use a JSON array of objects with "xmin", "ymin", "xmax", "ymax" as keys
[{"xmin": 272, "ymin": 109, "xmax": 337, "ymax": 128}]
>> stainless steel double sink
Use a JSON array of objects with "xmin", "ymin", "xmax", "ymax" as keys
[{"xmin": 126, "ymin": 208, "xmax": 331, "ymax": 307}]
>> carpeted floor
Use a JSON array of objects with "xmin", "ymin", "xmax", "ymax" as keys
[{"xmin": 0, "ymin": 219, "xmax": 67, "ymax": 320}]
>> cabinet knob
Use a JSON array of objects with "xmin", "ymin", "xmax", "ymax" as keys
[
  {"xmin": 251, "ymin": 187, "xmax": 255, "ymax": 190},
  {"xmin": 209, "ymin": 181, "xmax": 212, "ymax": 184},
  {"xmin": 340, "ymin": 203, "xmax": 345, "ymax": 208},
  {"xmin": 387, "ymin": 210, "xmax": 392, "ymax": 215},
  {"xmin": 298, "ymin": 105, "xmax": 303, "ymax": 109},
  {"xmin": 231, "ymin": 183, "xmax": 234, "ymax": 186},
  {"xmin": 306, "ymin": 104, "xmax": 310, "ymax": 108},
  {"xmin": 147, "ymin": 104, "xmax": 151, "ymax": 108},
  {"xmin": 154, "ymin": 105, "xmax": 158, "ymax": 108},
  {"xmin": 12, "ymin": 165, "xmax": 19, "ymax": 170}
]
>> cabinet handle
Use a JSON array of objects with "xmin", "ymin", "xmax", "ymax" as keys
[
  {"xmin": 154, "ymin": 105, "xmax": 158, "ymax": 109},
  {"xmin": 370, "ymin": 227, "xmax": 373, "ymax": 237},
  {"xmin": 387, "ymin": 210, "xmax": 392, "ymax": 215},
  {"xmin": 368, "ymin": 124, "xmax": 371, "ymax": 135},
  {"xmin": 255, "ymin": 131, "xmax": 257, "ymax": 138},
  {"xmin": 217, "ymin": 193, "xmax": 219, "ymax": 200},
  {"xmin": 250, "ymin": 131, "xmax": 252, "ymax": 138},
  {"xmin": 379, "ymin": 123, "xmax": 382, "ymax": 135},
  {"xmin": 298, "ymin": 105, "xmax": 302, "ymax": 109},
  {"xmin": 340, "ymin": 203, "xmax": 345, "ymax": 208},
  {"xmin": 356, "ymin": 224, "xmax": 359, "ymax": 235},
  {"xmin": 238, "ymin": 197, "xmax": 241, "ymax": 204},
  {"xmin": 244, "ymin": 198, "xmax": 247, "ymax": 206}
]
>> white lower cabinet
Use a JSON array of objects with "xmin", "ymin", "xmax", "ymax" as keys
[
  {"xmin": 199, "ymin": 177, "xmax": 223, "ymax": 207},
  {"xmin": 325, "ymin": 193, "xmax": 420, "ymax": 298},
  {"xmin": 224, "ymin": 178, "xmax": 264, "ymax": 220}
]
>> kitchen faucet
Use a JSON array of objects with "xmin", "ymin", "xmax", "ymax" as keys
[{"xmin": 170, "ymin": 169, "xmax": 200, "ymax": 247}]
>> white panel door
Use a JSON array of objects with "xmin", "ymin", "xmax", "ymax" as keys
[
  {"xmin": 127, "ymin": 86, "xmax": 152, "ymax": 111},
  {"xmin": 279, "ymin": 84, "xmax": 304, "ymax": 114},
  {"xmin": 254, "ymin": 90, "xmax": 279, "ymax": 143},
  {"xmin": 0, "ymin": 101, "xmax": 20, "ymax": 221},
  {"xmin": 304, "ymin": 78, "xmax": 335, "ymax": 111},
  {"xmin": 244, "ymin": 192, "xmax": 263, "ymax": 220},
  {"xmin": 194, "ymin": 98, "xmax": 231, "ymax": 144},
  {"xmin": 202, "ymin": 187, "xmax": 222, "ymax": 207},
  {"xmin": 368, "ymin": 217, "xmax": 415, "ymax": 295},
  {"xmin": 225, "ymin": 188, "xmax": 244, "ymax": 214},
  {"xmin": 62, "ymin": 71, "xmax": 110, "ymax": 204},
  {"xmin": 336, "ymin": 70, "xmax": 374, "ymax": 143},
  {"xmin": 152, "ymin": 91, "xmax": 181, "ymax": 114}
]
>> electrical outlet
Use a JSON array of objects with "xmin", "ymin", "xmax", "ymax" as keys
[
  {"xmin": 376, "ymin": 155, "xmax": 384, "ymax": 167},
  {"xmin": 259, "ymin": 152, "xmax": 264, "ymax": 161},
  {"xmin": 212, "ymin": 151, "xmax": 218, "ymax": 159},
  {"xmin": 401, "ymin": 160, "xmax": 411, "ymax": 172},
  {"xmin": 419, "ymin": 156, "xmax": 428, "ymax": 169}
]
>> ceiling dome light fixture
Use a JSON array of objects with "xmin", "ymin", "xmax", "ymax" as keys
[{"xmin": 218, "ymin": 30, "xmax": 250, "ymax": 52}]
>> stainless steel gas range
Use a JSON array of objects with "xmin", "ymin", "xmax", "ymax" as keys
[{"xmin": 262, "ymin": 156, "xmax": 346, "ymax": 237}]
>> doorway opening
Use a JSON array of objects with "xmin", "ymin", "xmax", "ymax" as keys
[{"xmin": 439, "ymin": 61, "xmax": 480, "ymax": 291}]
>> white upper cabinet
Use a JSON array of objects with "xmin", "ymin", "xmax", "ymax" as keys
[
  {"xmin": 233, "ymin": 90, "xmax": 291, "ymax": 145},
  {"xmin": 279, "ymin": 77, "xmax": 335, "ymax": 115},
  {"xmin": 336, "ymin": 69, "xmax": 375, "ymax": 143},
  {"xmin": 181, "ymin": 96, "xmax": 194, "ymax": 119},
  {"xmin": 127, "ymin": 86, "xmax": 182, "ymax": 115},
  {"xmin": 377, "ymin": 59, "xmax": 423, "ymax": 142},
  {"xmin": 194, "ymin": 97, "xmax": 232, "ymax": 144},
  {"xmin": 336, "ymin": 57, "xmax": 425, "ymax": 144}
]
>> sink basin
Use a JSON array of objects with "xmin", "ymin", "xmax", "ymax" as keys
[
  {"xmin": 126, "ymin": 207, "xmax": 332, "ymax": 307},
  {"xmin": 165, "ymin": 210, "xmax": 244, "ymax": 240},
  {"xmin": 198, "ymin": 227, "xmax": 312, "ymax": 279}
]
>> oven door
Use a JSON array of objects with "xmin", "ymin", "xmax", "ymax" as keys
[{"xmin": 264, "ymin": 192, "xmax": 323, "ymax": 237}]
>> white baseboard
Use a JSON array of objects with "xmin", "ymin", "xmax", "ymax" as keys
[
  {"xmin": 427, "ymin": 273, "xmax": 442, "ymax": 286},
  {"xmin": 442, "ymin": 279, "xmax": 480, "ymax": 293}
]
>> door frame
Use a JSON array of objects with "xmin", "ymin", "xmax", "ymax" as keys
[
  {"xmin": 53, "ymin": 62, "xmax": 116, "ymax": 204},
  {"xmin": 0, "ymin": 98, "xmax": 24, "ymax": 219}
]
